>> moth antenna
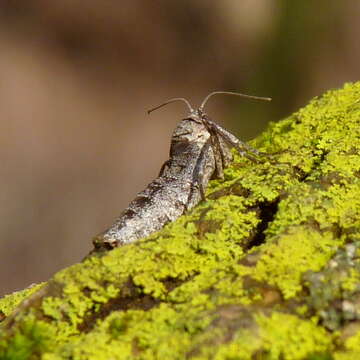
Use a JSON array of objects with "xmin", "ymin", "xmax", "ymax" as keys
[
  {"xmin": 148, "ymin": 97, "xmax": 194, "ymax": 114},
  {"xmin": 199, "ymin": 91, "xmax": 271, "ymax": 111}
]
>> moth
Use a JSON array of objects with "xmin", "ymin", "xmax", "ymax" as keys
[{"xmin": 93, "ymin": 91, "xmax": 271, "ymax": 251}]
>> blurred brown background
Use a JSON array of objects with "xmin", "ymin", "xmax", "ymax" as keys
[{"xmin": 1, "ymin": 1, "xmax": 359, "ymax": 296}]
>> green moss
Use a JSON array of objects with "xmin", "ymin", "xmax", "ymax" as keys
[
  {"xmin": 334, "ymin": 352, "xmax": 360, "ymax": 360},
  {"xmin": 50, "ymin": 304, "xmax": 217, "ymax": 360},
  {"xmin": 255, "ymin": 313, "xmax": 332, "ymax": 359},
  {"xmin": 0, "ymin": 314, "xmax": 55, "ymax": 360},
  {"xmin": 213, "ymin": 312, "xmax": 332, "ymax": 360},
  {"xmin": 0, "ymin": 283, "xmax": 44, "ymax": 317},
  {"xmin": 334, "ymin": 329, "xmax": 360, "ymax": 360},
  {"xmin": 341, "ymin": 268, "xmax": 360, "ymax": 293},
  {"xmin": 251, "ymin": 227, "xmax": 343, "ymax": 299},
  {"xmin": 344, "ymin": 330, "xmax": 360, "ymax": 353}
]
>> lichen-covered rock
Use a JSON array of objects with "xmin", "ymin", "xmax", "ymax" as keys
[{"xmin": 1, "ymin": 82, "xmax": 360, "ymax": 360}]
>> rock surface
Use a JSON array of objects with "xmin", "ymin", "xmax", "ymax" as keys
[{"xmin": 1, "ymin": 82, "xmax": 360, "ymax": 359}]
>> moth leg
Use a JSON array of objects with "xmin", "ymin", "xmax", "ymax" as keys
[
  {"xmin": 204, "ymin": 116, "xmax": 262, "ymax": 162},
  {"xmin": 237, "ymin": 140, "xmax": 269, "ymax": 157},
  {"xmin": 186, "ymin": 138, "xmax": 212, "ymax": 208},
  {"xmin": 209, "ymin": 130, "xmax": 224, "ymax": 179},
  {"xmin": 215, "ymin": 126, "xmax": 259, "ymax": 163},
  {"xmin": 212, "ymin": 132, "xmax": 234, "ymax": 177},
  {"xmin": 203, "ymin": 120, "xmax": 232, "ymax": 179}
]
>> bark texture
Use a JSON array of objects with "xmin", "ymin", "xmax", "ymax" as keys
[{"xmin": 1, "ymin": 82, "xmax": 360, "ymax": 360}]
